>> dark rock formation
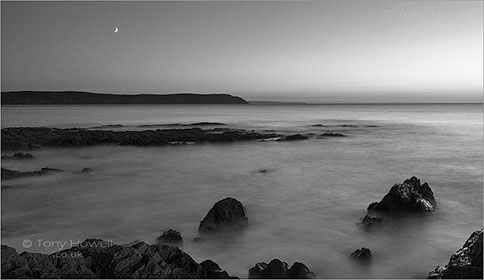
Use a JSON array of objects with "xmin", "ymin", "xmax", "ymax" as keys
[
  {"xmin": 1, "ymin": 127, "xmax": 280, "ymax": 150},
  {"xmin": 1, "ymin": 91, "xmax": 249, "ymax": 105},
  {"xmin": 200, "ymin": 260, "xmax": 235, "ymax": 279},
  {"xmin": 359, "ymin": 215, "xmax": 383, "ymax": 227},
  {"xmin": 2, "ymin": 167, "xmax": 62, "ymax": 180},
  {"xmin": 81, "ymin": 168, "xmax": 93, "ymax": 173},
  {"xmin": 320, "ymin": 132, "xmax": 346, "ymax": 137},
  {"xmin": 1, "ymin": 245, "xmax": 32, "ymax": 278},
  {"xmin": 199, "ymin": 197, "xmax": 248, "ymax": 232},
  {"xmin": 249, "ymin": 259, "xmax": 313, "ymax": 279},
  {"xmin": 311, "ymin": 124, "xmax": 326, "ymax": 127},
  {"xmin": 367, "ymin": 176, "xmax": 436, "ymax": 213},
  {"xmin": 1, "ymin": 152, "xmax": 34, "ymax": 159},
  {"xmin": 2, "ymin": 239, "xmax": 234, "ymax": 279},
  {"xmin": 428, "ymin": 229, "xmax": 483, "ymax": 279},
  {"xmin": 157, "ymin": 229, "xmax": 183, "ymax": 245},
  {"xmin": 277, "ymin": 134, "xmax": 309, "ymax": 141},
  {"xmin": 350, "ymin": 248, "xmax": 372, "ymax": 261}
]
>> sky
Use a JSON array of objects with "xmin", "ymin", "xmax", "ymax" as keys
[{"xmin": 1, "ymin": 1, "xmax": 483, "ymax": 103}]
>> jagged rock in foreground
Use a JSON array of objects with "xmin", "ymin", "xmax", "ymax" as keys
[
  {"xmin": 1, "ymin": 239, "xmax": 234, "ymax": 279},
  {"xmin": 199, "ymin": 197, "xmax": 248, "ymax": 232},
  {"xmin": 249, "ymin": 259, "xmax": 314, "ymax": 279},
  {"xmin": 350, "ymin": 248, "xmax": 372, "ymax": 261},
  {"xmin": 359, "ymin": 215, "xmax": 383, "ymax": 227},
  {"xmin": 1, "ymin": 127, "xmax": 280, "ymax": 151},
  {"xmin": 428, "ymin": 229, "xmax": 483, "ymax": 279},
  {"xmin": 1, "ymin": 167, "xmax": 62, "ymax": 180},
  {"xmin": 157, "ymin": 229, "xmax": 183, "ymax": 245},
  {"xmin": 368, "ymin": 176, "xmax": 436, "ymax": 213},
  {"xmin": 1, "ymin": 152, "xmax": 34, "ymax": 159}
]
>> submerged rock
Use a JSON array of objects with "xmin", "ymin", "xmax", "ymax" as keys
[
  {"xmin": 1, "ymin": 152, "xmax": 34, "ymax": 159},
  {"xmin": 1, "ymin": 167, "xmax": 63, "ymax": 180},
  {"xmin": 81, "ymin": 168, "xmax": 93, "ymax": 173},
  {"xmin": 359, "ymin": 215, "xmax": 383, "ymax": 227},
  {"xmin": 350, "ymin": 248, "xmax": 372, "ymax": 261},
  {"xmin": 1, "ymin": 127, "xmax": 280, "ymax": 150},
  {"xmin": 320, "ymin": 132, "xmax": 346, "ymax": 137},
  {"xmin": 157, "ymin": 229, "xmax": 183, "ymax": 245},
  {"xmin": 199, "ymin": 197, "xmax": 248, "ymax": 232},
  {"xmin": 249, "ymin": 259, "xmax": 313, "ymax": 279},
  {"xmin": 277, "ymin": 134, "xmax": 309, "ymax": 141},
  {"xmin": 2, "ymin": 239, "xmax": 234, "ymax": 279},
  {"xmin": 188, "ymin": 122, "xmax": 226, "ymax": 126},
  {"xmin": 367, "ymin": 176, "xmax": 436, "ymax": 213},
  {"xmin": 428, "ymin": 229, "xmax": 483, "ymax": 279}
]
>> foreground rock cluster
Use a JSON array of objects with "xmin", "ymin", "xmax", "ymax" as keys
[
  {"xmin": 1, "ymin": 239, "xmax": 235, "ymax": 279},
  {"xmin": 1, "ymin": 127, "xmax": 280, "ymax": 151},
  {"xmin": 249, "ymin": 259, "xmax": 314, "ymax": 279}
]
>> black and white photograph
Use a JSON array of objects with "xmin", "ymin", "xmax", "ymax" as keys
[{"xmin": 1, "ymin": 1, "xmax": 483, "ymax": 279}]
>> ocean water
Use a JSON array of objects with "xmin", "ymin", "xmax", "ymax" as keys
[{"xmin": 1, "ymin": 104, "xmax": 483, "ymax": 278}]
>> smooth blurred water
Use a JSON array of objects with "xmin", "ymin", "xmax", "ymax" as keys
[{"xmin": 1, "ymin": 104, "xmax": 483, "ymax": 278}]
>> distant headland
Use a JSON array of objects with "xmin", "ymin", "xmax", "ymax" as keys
[{"xmin": 1, "ymin": 91, "xmax": 249, "ymax": 105}]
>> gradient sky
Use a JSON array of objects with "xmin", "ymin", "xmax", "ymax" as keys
[{"xmin": 2, "ymin": 1, "xmax": 483, "ymax": 102}]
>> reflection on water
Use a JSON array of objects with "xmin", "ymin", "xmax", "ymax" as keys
[{"xmin": 1, "ymin": 104, "xmax": 483, "ymax": 278}]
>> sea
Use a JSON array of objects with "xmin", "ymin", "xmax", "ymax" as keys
[{"xmin": 1, "ymin": 104, "xmax": 483, "ymax": 278}]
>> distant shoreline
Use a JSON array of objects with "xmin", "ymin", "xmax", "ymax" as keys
[{"xmin": 1, "ymin": 91, "xmax": 249, "ymax": 105}]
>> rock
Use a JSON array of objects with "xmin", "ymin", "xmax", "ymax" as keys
[
  {"xmin": 49, "ymin": 247, "xmax": 96, "ymax": 278},
  {"xmin": 81, "ymin": 168, "xmax": 93, "ymax": 173},
  {"xmin": 193, "ymin": 237, "xmax": 203, "ymax": 243},
  {"xmin": 359, "ymin": 215, "xmax": 383, "ymax": 227},
  {"xmin": 1, "ymin": 167, "xmax": 63, "ymax": 180},
  {"xmin": 249, "ymin": 259, "xmax": 313, "ymax": 279},
  {"xmin": 320, "ymin": 132, "xmax": 346, "ymax": 137},
  {"xmin": 201, "ymin": 260, "xmax": 232, "ymax": 278},
  {"xmin": 1, "ymin": 245, "xmax": 32, "ymax": 278},
  {"xmin": 277, "ymin": 134, "xmax": 309, "ymax": 141},
  {"xmin": 338, "ymin": 124, "xmax": 357, "ymax": 127},
  {"xmin": 350, "ymin": 248, "xmax": 372, "ymax": 261},
  {"xmin": 199, "ymin": 197, "xmax": 248, "ymax": 232},
  {"xmin": 428, "ymin": 229, "xmax": 483, "ymax": 279},
  {"xmin": 1, "ymin": 152, "xmax": 34, "ymax": 159},
  {"xmin": 259, "ymin": 169, "xmax": 268, "ymax": 173},
  {"xmin": 2, "ymin": 239, "xmax": 233, "ymax": 279},
  {"xmin": 1, "ymin": 127, "xmax": 280, "ymax": 150},
  {"xmin": 157, "ymin": 229, "xmax": 183, "ymax": 245},
  {"xmin": 367, "ymin": 176, "xmax": 436, "ymax": 213},
  {"xmin": 188, "ymin": 122, "xmax": 226, "ymax": 126},
  {"xmin": 90, "ymin": 124, "xmax": 124, "ymax": 129},
  {"xmin": 20, "ymin": 252, "xmax": 60, "ymax": 278},
  {"xmin": 288, "ymin": 262, "xmax": 314, "ymax": 279},
  {"xmin": 311, "ymin": 124, "xmax": 326, "ymax": 127}
]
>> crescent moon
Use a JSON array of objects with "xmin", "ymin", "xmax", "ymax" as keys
[{"xmin": 114, "ymin": 27, "xmax": 118, "ymax": 33}]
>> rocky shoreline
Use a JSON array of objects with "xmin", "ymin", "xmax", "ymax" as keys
[
  {"xmin": 1, "ymin": 125, "xmax": 482, "ymax": 279},
  {"xmin": 2, "ymin": 194, "xmax": 482, "ymax": 279}
]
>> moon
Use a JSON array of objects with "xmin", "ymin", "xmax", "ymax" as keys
[{"xmin": 114, "ymin": 27, "xmax": 118, "ymax": 33}]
